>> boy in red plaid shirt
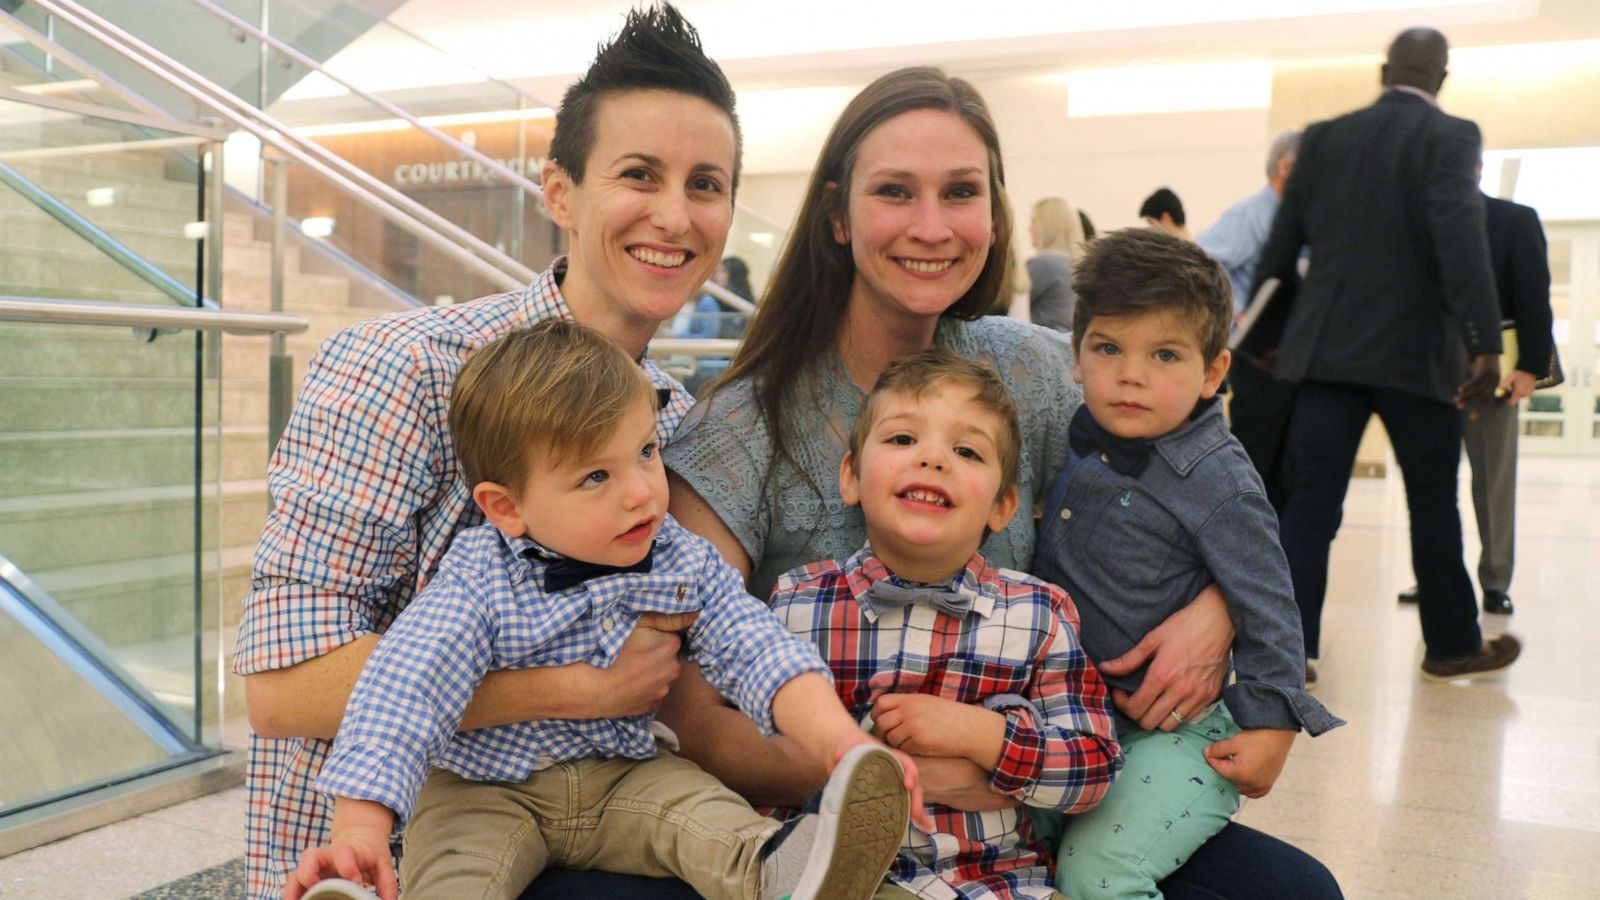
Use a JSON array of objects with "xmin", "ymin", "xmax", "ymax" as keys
[{"xmin": 768, "ymin": 348, "xmax": 1122, "ymax": 900}]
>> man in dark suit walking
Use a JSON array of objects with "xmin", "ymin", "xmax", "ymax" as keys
[
  {"xmin": 1400, "ymin": 192, "xmax": 1554, "ymax": 615},
  {"xmin": 1254, "ymin": 27, "xmax": 1521, "ymax": 684}
]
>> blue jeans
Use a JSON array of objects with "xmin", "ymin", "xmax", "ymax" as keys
[
  {"xmin": 1279, "ymin": 380, "xmax": 1482, "ymax": 660},
  {"xmin": 518, "ymin": 821, "xmax": 1341, "ymax": 899}
]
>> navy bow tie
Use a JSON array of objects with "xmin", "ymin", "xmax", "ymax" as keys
[
  {"xmin": 532, "ymin": 547, "xmax": 655, "ymax": 592},
  {"xmin": 1068, "ymin": 405, "xmax": 1154, "ymax": 477},
  {"xmin": 864, "ymin": 579, "xmax": 976, "ymax": 619}
]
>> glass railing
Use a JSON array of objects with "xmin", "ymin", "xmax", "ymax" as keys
[
  {"xmin": 0, "ymin": 92, "xmax": 215, "ymax": 307},
  {"xmin": 0, "ymin": 296, "xmax": 306, "ymax": 834},
  {"xmin": 10, "ymin": 0, "xmax": 532, "ymax": 301}
]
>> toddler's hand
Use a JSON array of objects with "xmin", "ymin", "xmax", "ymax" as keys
[
  {"xmin": 284, "ymin": 828, "xmax": 397, "ymax": 900},
  {"xmin": 1204, "ymin": 728, "xmax": 1296, "ymax": 799},
  {"xmin": 871, "ymin": 693, "xmax": 1004, "ymax": 763}
]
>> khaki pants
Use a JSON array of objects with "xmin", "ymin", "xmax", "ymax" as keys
[{"xmin": 401, "ymin": 754, "xmax": 780, "ymax": 900}]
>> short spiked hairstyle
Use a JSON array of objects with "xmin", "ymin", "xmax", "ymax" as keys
[
  {"xmin": 448, "ymin": 319, "xmax": 658, "ymax": 494},
  {"xmin": 547, "ymin": 3, "xmax": 742, "ymax": 192}
]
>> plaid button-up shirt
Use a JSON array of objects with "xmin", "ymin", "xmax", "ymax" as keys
[
  {"xmin": 319, "ymin": 518, "xmax": 829, "ymax": 827},
  {"xmin": 233, "ymin": 258, "xmax": 695, "ymax": 900},
  {"xmin": 769, "ymin": 548, "xmax": 1122, "ymax": 900}
]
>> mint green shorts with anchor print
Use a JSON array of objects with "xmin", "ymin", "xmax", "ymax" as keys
[{"xmin": 1041, "ymin": 703, "xmax": 1243, "ymax": 900}]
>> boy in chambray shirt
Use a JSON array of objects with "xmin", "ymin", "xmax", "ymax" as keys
[
  {"xmin": 288, "ymin": 320, "xmax": 923, "ymax": 900},
  {"xmin": 1032, "ymin": 229, "xmax": 1342, "ymax": 900}
]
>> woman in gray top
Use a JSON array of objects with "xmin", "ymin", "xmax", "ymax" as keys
[
  {"xmin": 1025, "ymin": 196, "xmax": 1084, "ymax": 333},
  {"xmin": 658, "ymin": 67, "xmax": 1339, "ymax": 899}
]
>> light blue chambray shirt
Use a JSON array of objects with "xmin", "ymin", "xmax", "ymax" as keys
[
  {"xmin": 1197, "ymin": 184, "xmax": 1281, "ymax": 315},
  {"xmin": 318, "ymin": 517, "xmax": 829, "ymax": 826}
]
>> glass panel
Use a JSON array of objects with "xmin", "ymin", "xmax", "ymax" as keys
[
  {"xmin": 0, "ymin": 584, "xmax": 179, "ymax": 809},
  {"xmin": 0, "ymin": 97, "xmax": 204, "ymax": 306},
  {"xmin": 1547, "ymin": 235, "xmax": 1572, "ymax": 289},
  {"xmin": 0, "ymin": 319, "xmax": 209, "ymax": 733},
  {"xmin": 1523, "ymin": 420, "xmax": 1564, "ymax": 438},
  {"xmin": 1528, "ymin": 394, "xmax": 1564, "ymax": 414}
]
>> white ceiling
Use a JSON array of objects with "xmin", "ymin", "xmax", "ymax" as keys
[{"xmin": 348, "ymin": 0, "xmax": 1600, "ymax": 103}]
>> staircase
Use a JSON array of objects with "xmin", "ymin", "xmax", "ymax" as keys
[{"xmin": 0, "ymin": 124, "xmax": 401, "ymax": 725}]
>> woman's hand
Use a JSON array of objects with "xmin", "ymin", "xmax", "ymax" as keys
[{"xmin": 1098, "ymin": 583, "xmax": 1233, "ymax": 731}]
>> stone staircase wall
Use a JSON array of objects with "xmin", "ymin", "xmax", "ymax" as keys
[{"xmin": 0, "ymin": 134, "xmax": 408, "ymax": 738}]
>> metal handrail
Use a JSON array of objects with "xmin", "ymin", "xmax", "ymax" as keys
[
  {"xmin": 647, "ymin": 337, "xmax": 741, "ymax": 358},
  {"xmin": 0, "ymin": 296, "xmax": 309, "ymax": 334},
  {"xmin": 0, "ymin": 7, "xmax": 171, "ymax": 121},
  {"xmin": 187, "ymin": 0, "xmax": 543, "ymax": 201},
  {"xmin": 0, "ymin": 81, "xmax": 225, "ymax": 139},
  {"xmin": 0, "ymin": 161, "xmax": 216, "ymax": 310},
  {"xmin": 29, "ymin": 0, "xmax": 531, "ymax": 291}
]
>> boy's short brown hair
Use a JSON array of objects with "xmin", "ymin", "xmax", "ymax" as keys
[
  {"xmin": 847, "ymin": 347, "xmax": 1022, "ymax": 498},
  {"xmin": 449, "ymin": 319, "xmax": 657, "ymax": 492},
  {"xmin": 1071, "ymin": 228, "xmax": 1233, "ymax": 361}
]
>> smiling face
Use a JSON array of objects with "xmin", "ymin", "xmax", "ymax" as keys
[
  {"xmin": 542, "ymin": 89, "xmax": 737, "ymax": 351},
  {"xmin": 1073, "ymin": 310, "xmax": 1231, "ymax": 440},
  {"xmin": 834, "ymin": 108, "xmax": 994, "ymax": 326},
  {"xmin": 840, "ymin": 381, "xmax": 1018, "ymax": 582},
  {"xmin": 477, "ymin": 397, "xmax": 669, "ymax": 568}
]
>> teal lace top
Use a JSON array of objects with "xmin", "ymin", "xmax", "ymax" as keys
[{"xmin": 664, "ymin": 315, "xmax": 1083, "ymax": 600}]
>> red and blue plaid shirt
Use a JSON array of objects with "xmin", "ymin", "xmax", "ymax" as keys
[
  {"xmin": 769, "ymin": 547, "xmax": 1122, "ymax": 900},
  {"xmin": 232, "ymin": 258, "xmax": 694, "ymax": 900}
]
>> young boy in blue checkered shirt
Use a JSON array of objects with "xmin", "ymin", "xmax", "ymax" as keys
[{"xmin": 287, "ymin": 320, "xmax": 927, "ymax": 900}]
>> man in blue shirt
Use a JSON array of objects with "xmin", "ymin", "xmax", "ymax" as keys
[
  {"xmin": 1201, "ymin": 130, "xmax": 1300, "ymax": 514},
  {"xmin": 1199, "ymin": 130, "xmax": 1300, "ymax": 317}
]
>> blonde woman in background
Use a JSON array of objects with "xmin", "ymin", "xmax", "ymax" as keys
[{"xmin": 1026, "ymin": 197, "xmax": 1084, "ymax": 333}]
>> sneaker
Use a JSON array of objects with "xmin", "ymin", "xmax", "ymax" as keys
[
  {"xmin": 1421, "ymin": 634, "xmax": 1522, "ymax": 682},
  {"xmin": 302, "ymin": 879, "xmax": 380, "ymax": 900},
  {"xmin": 758, "ymin": 744, "xmax": 910, "ymax": 900}
]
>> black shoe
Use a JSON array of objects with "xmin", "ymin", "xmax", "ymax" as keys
[
  {"xmin": 1397, "ymin": 585, "xmax": 1418, "ymax": 604},
  {"xmin": 1483, "ymin": 591, "xmax": 1515, "ymax": 615}
]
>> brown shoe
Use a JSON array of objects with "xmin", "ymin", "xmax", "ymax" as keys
[
  {"xmin": 1421, "ymin": 634, "xmax": 1522, "ymax": 682},
  {"xmin": 1305, "ymin": 661, "xmax": 1318, "ymax": 690}
]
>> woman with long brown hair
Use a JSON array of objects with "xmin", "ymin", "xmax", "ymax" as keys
[{"xmin": 658, "ymin": 67, "xmax": 1340, "ymax": 900}]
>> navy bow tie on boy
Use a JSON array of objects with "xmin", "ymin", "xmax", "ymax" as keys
[
  {"xmin": 864, "ymin": 579, "xmax": 976, "ymax": 619},
  {"xmin": 1068, "ymin": 404, "xmax": 1153, "ymax": 477},
  {"xmin": 532, "ymin": 547, "xmax": 656, "ymax": 592}
]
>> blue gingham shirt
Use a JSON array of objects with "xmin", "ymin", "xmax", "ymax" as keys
[
  {"xmin": 318, "ymin": 517, "xmax": 829, "ymax": 826},
  {"xmin": 233, "ymin": 258, "xmax": 696, "ymax": 900}
]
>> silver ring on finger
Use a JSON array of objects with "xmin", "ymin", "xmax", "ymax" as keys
[{"xmin": 1168, "ymin": 708, "xmax": 1186, "ymax": 724}]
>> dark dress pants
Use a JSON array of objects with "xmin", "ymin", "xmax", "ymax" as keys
[
  {"xmin": 518, "ymin": 820, "xmax": 1341, "ymax": 899},
  {"xmin": 1226, "ymin": 354, "xmax": 1298, "ymax": 513},
  {"xmin": 1279, "ymin": 380, "xmax": 1483, "ymax": 660}
]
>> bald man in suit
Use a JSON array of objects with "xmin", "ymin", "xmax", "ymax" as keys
[{"xmin": 1253, "ymin": 27, "xmax": 1520, "ymax": 684}]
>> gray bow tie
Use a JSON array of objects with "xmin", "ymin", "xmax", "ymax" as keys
[{"xmin": 864, "ymin": 580, "xmax": 975, "ymax": 619}]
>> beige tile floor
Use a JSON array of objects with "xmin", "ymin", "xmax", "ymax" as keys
[{"xmin": 1, "ymin": 455, "xmax": 1597, "ymax": 899}]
